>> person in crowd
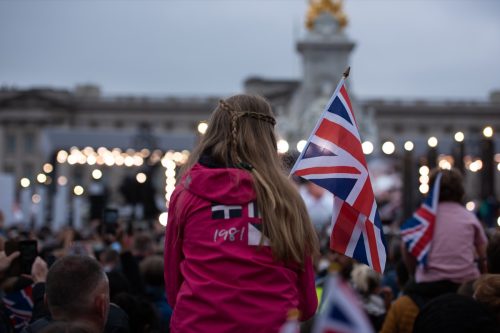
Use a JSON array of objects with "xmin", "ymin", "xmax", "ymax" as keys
[
  {"xmin": 164, "ymin": 95, "xmax": 319, "ymax": 332},
  {"xmin": 350, "ymin": 264, "xmax": 387, "ymax": 331},
  {"xmin": 140, "ymin": 255, "xmax": 171, "ymax": 332},
  {"xmin": 473, "ymin": 274, "xmax": 500, "ymax": 324},
  {"xmin": 381, "ymin": 168, "xmax": 488, "ymax": 333},
  {"xmin": 486, "ymin": 231, "xmax": 500, "ymax": 274},
  {"xmin": 404, "ymin": 168, "xmax": 488, "ymax": 282},
  {"xmin": 24, "ymin": 255, "xmax": 128, "ymax": 333},
  {"xmin": 412, "ymin": 293, "xmax": 500, "ymax": 333},
  {"xmin": 38, "ymin": 322, "xmax": 94, "ymax": 333},
  {"xmin": 298, "ymin": 180, "xmax": 333, "ymax": 249},
  {"xmin": 133, "ymin": 234, "xmax": 155, "ymax": 261},
  {"xmin": 111, "ymin": 292, "xmax": 160, "ymax": 333}
]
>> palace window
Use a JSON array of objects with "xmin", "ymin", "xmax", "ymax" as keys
[
  {"xmin": 24, "ymin": 132, "xmax": 35, "ymax": 153},
  {"xmin": 5, "ymin": 133, "xmax": 16, "ymax": 154}
]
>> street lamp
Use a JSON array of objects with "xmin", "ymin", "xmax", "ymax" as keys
[
  {"xmin": 136, "ymin": 172, "xmax": 147, "ymax": 184},
  {"xmin": 427, "ymin": 136, "xmax": 438, "ymax": 148},
  {"xmin": 427, "ymin": 136, "xmax": 438, "ymax": 169},
  {"xmin": 43, "ymin": 163, "xmax": 53, "ymax": 173},
  {"xmin": 483, "ymin": 126, "xmax": 493, "ymax": 138},
  {"xmin": 92, "ymin": 169, "xmax": 103, "ymax": 180},
  {"xmin": 277, "ymin": 139, "xmax": 289, "ymax": 154},
  {"xmin": 20, "ymin": 178, "xmax": 30, "ymax": 188},
  {"xmin": 381, "ymin": 141, "xmax": 395, "ymax": 155},
  {"xmin": 197, "ymin": 121, "xmax": 208, "ymax": 135},
  {"xmin": 73, "ymin": 185, "xmax": 84, "ymax": 196},
  {"xmin": 453, "ymin": 131, "xmax": 465, "ymax": 174},
  {"xmin": 36, "ymin": 173, "xmax": 47, "ymax": 184},
  {"xmin": 159, "ymin": 212, "xmax": 168, "ymax": 227},
  {"xmin": 362, "ymin": 141, "xmax": 374, "ymax": 155},
  {"xmin": 454, "ymin": 131, "xmax": 464, "ymax": 142},
  {"xmin": 296, "ymin": 140, "xmax": 307, "ymax": 153},
  {"xmin": 404, "ymin": 141, "xmax": 414, "ymax": 152},
  {"xmin": 403, "ymin": 140, "xmax": 416, "ymax": 218},
  {"xmin": 481, "ymin": 125, "xmax": 495, "ymax": 200}
]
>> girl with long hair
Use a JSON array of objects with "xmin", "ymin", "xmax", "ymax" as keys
[{"xmin": 164, "ymin": 94, "xmax": 319, "ymax": 332}]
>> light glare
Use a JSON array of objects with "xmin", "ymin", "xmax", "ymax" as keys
[
  {"xmin": 483, "ymin": 126, "xmax": 493, "ymax": 138},
  {"xmin": 428, "ymin": 137, "xmax": 438, "ymax": 148},
  {"xmin": 20, "ymin": 178, "xmax": 30, "ymax": 188},
  {"xmin": 362, "ymin": 141, "xmax": 374, "ymax": 155},
  {"xmin": 43, "ymin": 163, "xmax": 53, "ymax": 173},
  {"xmin": 159, "ymin": 212, "xmax": 168, "ymax": 226},
  {"xmin": 136, "ymin": 172, "xmax": 147, "ymax": 183},
  {"xmin": 197, "ymin": 122, "xmax": 208, "ymax": 135},
  {"xmin": 296, "ymin": 140, "xmax": 307, "ymax": 153},
  {"xmin": 73, "ymin": 185, "xmax": 84, "ymax": 196},
  {"xmin": 381, "ymin": 141, "xmax": 395, "ymax": 155},
  {"xmin": 404, "ymin": 141, "xmax": 414, "ymax": 152},
  {"xmin": 277, "ymin": 139, "xmax": 289, "ymax": 154},
  {"xmin": 454, "ymin": 132, "xmax": 464, "ymax": 142},
  {"xmin": 466, "ymin": 201, "xmax": 475, "ymax": 211},
  {"xmin": 92, "ymin": 169, "xmax": 103, "ymax": 180}
]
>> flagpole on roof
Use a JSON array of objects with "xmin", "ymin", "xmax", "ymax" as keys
[{"xmin": 289, "ymin": 67, "xmax": 351, "ymax": 176}]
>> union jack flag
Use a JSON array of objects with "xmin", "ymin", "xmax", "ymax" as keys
[
  {"xmin": 291, "ymin": 75, "xmax": 386, "ymax": 273},
  {"xmin": 2, "ymin": 284, "xmax": 34, "ymax": 332},
  {"xmin": 400, "ymin": 172, "xmax": 442, "ymax": 266},
  {"xmin": 312, "ymin": 275, "xmax": 374, "ymax": 333}
]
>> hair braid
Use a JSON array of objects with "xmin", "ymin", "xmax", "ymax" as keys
[
  {"xmin": 242, "ymin": 112, "xmax": 276, "ymax": 125},
  {"xmin": 230, "ymin": 111, "xmax": 241, "ymax": 163},
  {"xmin": 219, "ymin": 99, "xmax": 241, "ymax": 163}
]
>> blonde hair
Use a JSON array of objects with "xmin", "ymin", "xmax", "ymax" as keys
[
  {"xmin": 184, "ymin": 94, "xmax": 319, "ymax": 266},
  {"xmin": 473, "ymin": 274, "xmax": 500, "ymax": 322}
]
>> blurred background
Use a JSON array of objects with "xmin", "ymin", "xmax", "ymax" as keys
[{"xmin": 0, "ymin": 0, "xmax": 499, "ymax": 231}]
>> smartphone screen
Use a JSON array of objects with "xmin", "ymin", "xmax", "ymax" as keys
[
  {"xmin": 19, "ymin": 240, "xmax": 38, "ymax": 275},
  {"xmin": 5, "ymin": 240, "xmax": 38, "ymax": 276},
  {"xmin": 102, "ymin": 208, "xmax": 119, "ymax": 234}
]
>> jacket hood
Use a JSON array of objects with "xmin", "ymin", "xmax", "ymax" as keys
[{"xmin": 182, "ymin": 163, "xmax": 256, "ymax": 205}]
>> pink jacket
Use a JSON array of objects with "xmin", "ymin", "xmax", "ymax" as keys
[{"xmin": 164, "ymin": 163, "xmax": 317, "ymax": 333}]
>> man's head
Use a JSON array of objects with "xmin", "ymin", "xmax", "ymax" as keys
[{"xmin": 45, "ymin": 255, "xmax": 109, "ymax": 330}]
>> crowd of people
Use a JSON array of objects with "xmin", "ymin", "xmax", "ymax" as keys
[{"xmin": 0, "ymin": 94, "xmax": 499, "ymax": 332}]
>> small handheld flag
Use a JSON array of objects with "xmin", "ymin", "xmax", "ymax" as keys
[
  {"xmin": 312, "ymin": 275, "xmax": 374, "ymax": 333},
  {"xmin": 291, "ymin": 68, "xmax": 387, "ymax": 273},
  {"xmin": 400, "ymin": 172, "xmax": 442, "ymax": 266}
]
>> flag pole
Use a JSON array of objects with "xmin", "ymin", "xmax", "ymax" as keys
[
  {"xmin": 343, "ymin": 66, "xmax": 351, "ymax": 79},
  {"xmin": 289, "ymin": 67, "xmax": 351, "ymax": 176}
]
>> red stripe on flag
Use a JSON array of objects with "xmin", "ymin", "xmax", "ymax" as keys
[
  {"xmin": 400, "ymin": 224, "xmax": 425, "ymax": 236},
  {"xmin": 353, "ymin": 178, "xmax": 375, "ymax": 218},
  {"xmin": 295, "ymin": 166, "xmax": 361, "ymax": 177},
  {"xmin": 415, "ymin": 206, "xmax": 434, "ymax": 222},
  {"xmin": 331, "ymin": 203, "xmax": 358, "ymax": 253},
  {"xmin": 365, "ymin": 222, "xmax": 382, "ymax": 273},
  {"xmin": 411, "ymin": 218, "xmax": 436, "ymax": 256},
  {"xmin": 316, "ymin": 119, "xmax": 365, "ymax": 167},
  {"xmin": 340, "ymin": 85, "xmax": 355, "ymax": 123}
]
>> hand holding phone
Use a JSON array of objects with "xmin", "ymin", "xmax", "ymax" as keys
[
  {"xmin": 4, "ymin": 240, "xmax": 38, "ymax": 276},
  {"xmin": 0, "ymin": 251, "xmax": 20, "ymax": 273}
]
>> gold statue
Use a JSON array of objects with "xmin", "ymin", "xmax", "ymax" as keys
[{"xmin": 306, "ymin": 0, "xmax": 348, "ymax": 31}]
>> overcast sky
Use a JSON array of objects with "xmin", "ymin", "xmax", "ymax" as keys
[{"xmin": 1, "ymin": 0, "xmax": 499, "ymax": 100}]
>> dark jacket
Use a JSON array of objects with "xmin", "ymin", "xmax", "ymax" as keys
[{"xmin": 21, "ymin": 303, "xmax": 130, "ymax": 333}]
